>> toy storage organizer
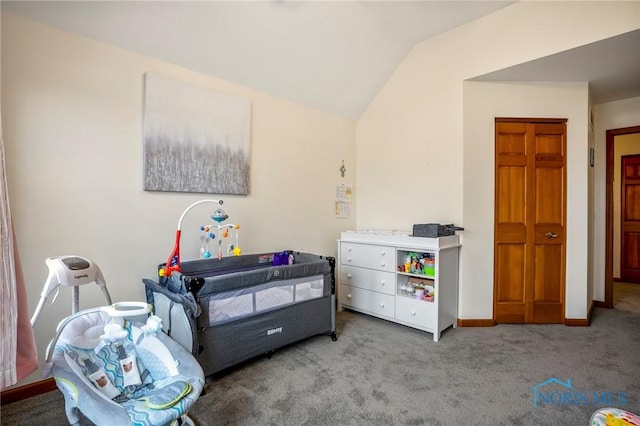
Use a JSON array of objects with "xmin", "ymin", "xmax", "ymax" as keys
[
  {"xmin": 144, "ymin": 252, "xmax": 337, "ymax": 377},
  {"xmin": 338, "ymin": 231, "xmax": 460, "ymax": 342}
]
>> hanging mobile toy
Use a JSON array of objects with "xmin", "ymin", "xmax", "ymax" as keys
[
  {"xmin": 232, "ymin": 225, "xmax": 241, "ymax": 256},
  {"xmin": 163, "ymin": 199, "xmax": 223, "ymax": 277},
  {"xmin": 197, "ymin": 209, "xmax": 241, "ymax": 259},
  {"xmin": 199, "ymin": 226, "xmax": 215, "ymax": 259},
  {"xmin": 211, "ymin": 208, "xmax": 228, "ymax": 260},
  {"xmin": 215, "ymin": 224, "xmax": 241, "ymax": 256}
]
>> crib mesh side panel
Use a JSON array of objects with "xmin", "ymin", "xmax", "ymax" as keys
[
  {"xmin": 153, "ymin": 293, "xmax": 194, "ymax": 354},
  {"xmin": 198, "ymin": 275, "xmax": 325, "ymax": 327},
  {"xmin": 143, "ymin": 278, "xmax": 198, "ymax": 356}
]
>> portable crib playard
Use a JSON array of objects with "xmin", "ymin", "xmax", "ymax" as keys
[{"xmin": 143, "ymin": 251, "xmax": 337, "ymax": 377}]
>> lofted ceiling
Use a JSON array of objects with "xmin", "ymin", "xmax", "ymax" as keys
[
  {"xmin": 2, "ymin": 1, "xmax": 639, "ymax": 119},
  {"xmin": 473, "ymin": 28, "xmax": 640, "ymax": 105}
]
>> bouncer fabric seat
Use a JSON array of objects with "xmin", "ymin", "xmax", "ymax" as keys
[{"xmin": 43, "ymin": 309, "xmax": 204, "ymax": 426}]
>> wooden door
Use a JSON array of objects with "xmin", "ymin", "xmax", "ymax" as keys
[
  {"xmin": 621, "ymin": 154, "xmax": 640, "ymax": 283},
  {"xmin": 494, "ymin": 119, "xmax": 566, "ymax": 323}
]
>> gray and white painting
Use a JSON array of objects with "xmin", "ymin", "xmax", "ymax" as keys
[{"xmin": 143, "ymin": 73, "xmax": 251, "ymax": 194}]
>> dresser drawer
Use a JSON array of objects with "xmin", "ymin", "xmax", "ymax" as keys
[
  {"xmin": 339, "ymin": 265, "xmax": 395, "ymax": 296},
  {"xmin": 340, "ymin": 284, "xmax": 395, "ymax": 320},
  {"xmin": 340, "ymin": 242, "xmax": 394, "ymax": 272},
  {"xmin": 395, "ymin": 296, "xmax": 436, "ymax": 330}
]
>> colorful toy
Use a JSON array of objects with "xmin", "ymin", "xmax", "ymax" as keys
[
  {"xmin": 162, "ymin": 199, "xmax": 242, "ymax": 277},
  {"xmin": 199, "ymin": 206, "xmax": 241, "ymax": 260},
  {"xmin": 590, "ymin": 408, "xmax": 640, "ymax": 426},
  {"xmin": 199, "ymin": 222, "xmax": 241, "ymax": 260},
  {"xmin": 163, "ymin": 199, "xmax": 223, "ymax": 277}
]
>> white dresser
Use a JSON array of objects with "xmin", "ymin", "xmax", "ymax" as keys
[{"xmin": 338, "ymin": 231, "xmax": 460, "ymax": 341}]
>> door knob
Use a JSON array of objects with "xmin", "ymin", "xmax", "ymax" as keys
[{"xmin": 545, "ymin": 232, "xmax": 558, "ymax": 238}]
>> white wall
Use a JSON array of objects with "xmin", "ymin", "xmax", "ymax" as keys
[
  {"xmin": 593, "ymin": 96, "xmax": 640, "ymax": 300},
  {"xmin": 463, "ymin": 81, "xmax": 589, "ymax": 319},
  {"xmin": 1, "ymin": 13, "xmax": 356, "ymax": 386},
  {"xmin": 357, "ymin": 1, "xmax": 639, "ymax": 319}
]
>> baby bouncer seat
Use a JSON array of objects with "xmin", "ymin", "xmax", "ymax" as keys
[
  {"xmin": 33, "ymin": 256, "xmax": 204, "ymax": 426},
  {"xmin": 43, "ymin": 303, "xmax": 204, "ymax": 426}
]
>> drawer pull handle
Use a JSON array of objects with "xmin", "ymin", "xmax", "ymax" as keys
[
  {"xmin": 380, "ymin": 251, "xmax": 386, "ymax": 256},
  {"xmin": 380, "ymin": 281, "xmax": 385, "ymax": 286},
  {"xmin": 411, "ymin": 311, "xmax": 416, "ymax": 316},
  {"xmin": 347, "ymin": 294, "xmax": 352, "ymax": 299},
  {"xmin": 380, "ymin": 263, "xmax": 386, "ymax": 267},
  {"xmin": 545, "ymin": 232, "xmax": 558, "ymax": 238},
  {"xmin": 347, "ymin": 273, "xmax": 352, "ymax": 279},
  {"xmin": 347, "ymin": 257, "xmax": 352, "ymax": 262},
  {"xmin": 348, "ymin": 248, "xmax": 352, "ymax": 252},
  {"xmin": 380, "ymin": 303, "xmax": 385, "ymax": 308}
]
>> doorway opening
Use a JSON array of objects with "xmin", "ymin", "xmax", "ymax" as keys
[{"xmin": 604, "ymin": 125, "xmax": 640, "ymax": 313}]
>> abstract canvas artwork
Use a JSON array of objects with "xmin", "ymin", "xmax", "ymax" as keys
[{"xmin": 143, "ymin": 72, "xmax": 251, "ymax": 194}]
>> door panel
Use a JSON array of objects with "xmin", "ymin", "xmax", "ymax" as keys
[
  {"xmin": 623, "ymin": 233, "xmax": 640, "ymax": 270},
  {"xmin": 494, "ymin": 119, "xmax": 566, "ymax": 324},
  {"xmin": 532, "ymin": 126, "xmax": 565, "ymax": 323},
  {"xmin": 535, "ymin": 168, "xmax": 563, "ymax": 223},
  {"xmin": 534, "ymin": 245, "xmax": 562, "ymax": 302},
  {"xmin": 495, "ymin": 243, "xmax": 526, "ymax": 323},
  {"xmin": 495, "ymin": 244, "xmax": 526, "ymax": 303},
  {"xmin": 496, "ymin": 123, "xmax": 527, "ymax": 157},
  {"xmin": 533, "ymin": 244, "xmax": 563, "ymax": 323},
  {"xmin": 621, "ymin": 155, "xmax": 640, "ymax": 283},
  {"xmin": 494, "ymin": 122, "xmax": 529, "ymax": 323},
  {"xmin": 497, "ymin": 167, "xmax": 527, "ymax": 223},
  {"xmin": 624, "ymin": 185, "xmax": 640, "ymax": 220}
]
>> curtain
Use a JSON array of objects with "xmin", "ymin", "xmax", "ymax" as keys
[{"xmin": 1, "ymin": 114, "xmax": 38, "ymax": 390}]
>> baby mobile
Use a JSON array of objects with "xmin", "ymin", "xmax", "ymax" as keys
[
  {"xmin": 163, "ymin": 199, "xmax": 243, "ymax": 277},
  {"xmin": 199, "ymin": 207, "xmax": 241, "ymax": 259}
]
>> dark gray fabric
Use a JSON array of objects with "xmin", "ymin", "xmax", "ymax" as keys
[
  {"xmin": 146, "ymin": 252, "xmax": 336, "ymax": 377},
  {"xmin": 199, "ymin": 295, "xmax": 333, "ymax": 375},
  {"xmin": 162, "ymin": 252, "xmax": 332, "ymax": 294},
  {"xmin": 143, "ymin": 278, "xmax": 199, "ymax": 356}
]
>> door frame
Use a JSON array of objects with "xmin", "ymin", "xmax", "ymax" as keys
[{"xmin": 604, "ymin": 125, "xmax": 640, "ymax": 308}]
